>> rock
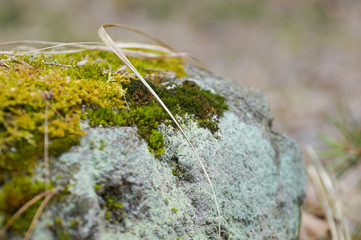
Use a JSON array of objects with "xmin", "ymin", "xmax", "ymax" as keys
[{"xmin": 31, "ymin": 66, "xmax": 306, "ymax": 240}]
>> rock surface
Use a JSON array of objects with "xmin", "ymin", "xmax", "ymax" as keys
[{"xmin": 33, "ymin": 66, "xmax": 306, "ymax": 240}]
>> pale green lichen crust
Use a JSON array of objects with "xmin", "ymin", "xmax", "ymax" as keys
[{"xmin": 32, "ymin": 112, "xmax": 304, "ymax": 240}]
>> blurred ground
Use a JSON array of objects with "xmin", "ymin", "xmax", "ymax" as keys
[{"xmin": 1, "ymin": 0, "xmax": 360, "ymax": 238}]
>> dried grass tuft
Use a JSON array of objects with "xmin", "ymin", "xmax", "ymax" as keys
[{"xmin": 305, "ymin": 145, "xmax": 350, "ymax": 240}]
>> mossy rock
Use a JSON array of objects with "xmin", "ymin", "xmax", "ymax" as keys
[
  {"xmin": 0, "ymin": 50, "xmax": 305, "ymax": 240},
  {"xmin": 0, "ymin": 50, "xmax": 228, "ymax": 238}
]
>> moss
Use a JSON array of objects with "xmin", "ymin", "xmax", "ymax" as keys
[
  {"xmin": 125, "ymin": 79, "xmax": 228, "ymax": 125},
  {"xmin": 99, "ymin": 140, "xmax": 105, "ymax": 150},
  {"xmin": 104, "ymin": 211, "xmax": 111, "ymax": 219},
  {"xmin": 171, "ymin": 208, "xmax": 178, "ymax": 213},
  {"xmin": 87, "ymin": 103, "xmax": 168, "ymax": 156},
  {"xmin": 94, "ymin": 184, "xmax": 102, "ymax": 191},
  {"xmin": 148, "ymin": 129, "xmax": 165, "ymax": 155},
  {"xmin": 70, "ymin": 219, "xmax": 80, "ymax": 228},
  {"xmin": 98, "ymin": 193, "xmax": 125, "ymax": 223},
  {"xmin": 104, "ymin": 195, "xmax": 123, "ymax": 209},
  {"xmin": 54, "ymin": 217, "xmax": 63, "ymax": 225},
  {"xmin": 94, "ymin": 50, "xmax": 187, "ymax": 78},
  {"xmin": 59, "ymin": 232, "xmax": 71, "ymax": 240},
  {"xmin": 198, "ymin": 120, "xmax": 219, "ymax": 133},
  {"xmin": 170, "ymin": 156, "xmax": 192, "ymax": 181},
  {"xmin": 86, "ymin": 77, "xmax": 228, "ymax": 155},
  {"xmin": 50, "ymin": 216, "xmax": 72, "ymax": 240}
]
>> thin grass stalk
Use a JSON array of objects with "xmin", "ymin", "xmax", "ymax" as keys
[
  {"xmin": 0, "ymin": 41, "xmax": 174, "ymax": 54},
  {"xmin": 0, "ymin": 40, "xmax": 205, "ymax": 67},
  {"xmin": 0, "ymin": 189, "xmax": 54, "ymax": 238},
  {"xmin": 23, "ymin": 188, "xmax": 58, "ymax": 240},
  {"xmin": 44, "ymin": 101, "xmax": 49, "ymax": 188},
  {"xmin": 0, "ymin": 41, "xmax": 185, "ymax": 60},
  {"xmin": 98, "ymin": 23, "xmax": 221, "ymax": 239}
]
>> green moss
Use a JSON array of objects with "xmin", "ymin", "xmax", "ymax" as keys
[
  {"xmin": 171, "ymin": 208, "xmax": 178, "ymax": 213},
  {"xmin": 54, "ymin": 217, "xmax": 63, "ymax": 225},
  {"xmin": 51, "ymin": 217, "xmax": 72, "ymax": 240},
  {"xmin": 99, "ymin": 140, "xmax": 105, "ymax": 150},
  {"xmin": 70, "ymin": 219, "xmax": 80, "ymax": 228},
  {"xmin": 87, "ymin": 78, "xmax": 228, "ymax": 155},
  {"xmin": 87, "ymin": 103, "xmax": 168, "ymax": 156},
  {"xmin": 104, "ymin": 195, "xmax": 123, "ymax": 209},
  {"xmin": 171, "ymin": 156, "xmax": 189, "ymax": 180},
  {"xmin": 94, "ymin": 184, "xmax": 102, "ymax": 191},
  {"xmin": 97, "ymin": 194, "xmax": 125, "ymax": 223},
  {"xmin": 59, "ymin": 232, "xmax": 71, "ymax": 240},
  {"xmin": 125, "ymin": 79, "xmax": 228, "ymax": 124},
  {"xmin": 104, "ymin": 211, "xmax": 111, "ymax": 219}
]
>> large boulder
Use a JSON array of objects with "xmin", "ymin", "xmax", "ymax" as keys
[{"xmin": 31, "ymin": 66, "xmax": 306, "ymax": 239}]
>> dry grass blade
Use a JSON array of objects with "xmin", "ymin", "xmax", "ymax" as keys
[
  {"xmin": 0, "ymin": 189, "xmax": 56, "ymax": 238},
  {"xmin": 305, "ymin": 145, "xmax": 350, "ymax": 240},
  {"xmin": 98, "ymin": 23, "xmax": 175, "ymax": 50},
  {"xmin": 98, "ymin": 23, "xmax": 221, "ymax": 239},
  {"xmin": 44, "ymin": 100, "xmax": 50, "ymax": 188},
  {"xmin": 0, "ymin": 40, "xmax": 171, "ymax": 52},
  {"xmin": 23, "ymin": 188, "xmax": 58, "ymax": 240},
  {"xmin": 0, "ymin": 40, "xmax": 192, "ymax": 60},
  {"xmin": 0, "ymin": 60, "xmax": 11, "ymax": 68}
]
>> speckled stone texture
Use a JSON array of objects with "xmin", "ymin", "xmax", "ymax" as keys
[{"xmin": 33, "ymin": 66, "xmax": 305, "ymax": 240}]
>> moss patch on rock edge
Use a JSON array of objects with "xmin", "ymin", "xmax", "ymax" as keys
[{"xmin": 0, "ymin": 50, "xmax": 228, "ymax": 237}]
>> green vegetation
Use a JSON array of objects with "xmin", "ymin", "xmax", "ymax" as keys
[
  {"xmin": 51, "ymin": 216, "xmax": 71, "ymax": 240},
  {"xmin": 87, "ymin": 78, "xmax": 228, "ymax": 156},
  {"xmin": 316, "ymin": 105, "xmax": 361, "ymax": 239},
  {"xmin": 321, "ymin": 106, "xmax": 361, "ymax": 177},
  {"xmin": 96, "ymin": 190, "xmax": 125, "ymax": 223}
]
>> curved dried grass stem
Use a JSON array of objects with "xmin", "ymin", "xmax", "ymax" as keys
[
  {"xmin": 98, "ymin": 23, "xmax": 221, "ymax": 239},
  {"xmin": 23, "ymin": 188, "xmax": 58, "ymax": 240},
  {"xmin": 0, "ymin": 39, "xmax": 206, "ymax": 67},
  {"xmin": 0, "ymin": 189, "xmax": 57, "ymax": 238},
  {"xmin": 0, "ymin": 40, "xmax": 188, "ymax": 60}
]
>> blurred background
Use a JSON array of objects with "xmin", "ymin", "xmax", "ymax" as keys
[{"xmin": 0, "ymin": 0, "xmax": 360, "ymax": 239}]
